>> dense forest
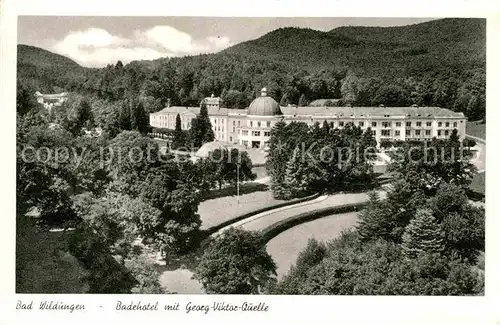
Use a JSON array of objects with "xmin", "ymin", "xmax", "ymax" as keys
[{"xmin": 17, "ymin": 18, "xmax": 486, "ymax": 129}]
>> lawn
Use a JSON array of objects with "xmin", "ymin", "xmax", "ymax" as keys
[
  {"xmin": 198, "ymin": 187, "xmax": 286, "ymax": 230},
  {"xmin": 252, "ymin": 166, "xmax": 268, "ymax": 179},
  {"xmin": 466, "ymin": 121, "xmax": 486, "ymax": 140},
  {"xmin": 16, "ymin": 220, "xmax": 90, "ymax": 293},
  {"xmin": 470, "ymin": 172, "xmax": 485, "ymax": 195}
]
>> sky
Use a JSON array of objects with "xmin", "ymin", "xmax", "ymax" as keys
[{"xmin": 18, "ymin": 16, "xmax": 436, "ymax": 68}]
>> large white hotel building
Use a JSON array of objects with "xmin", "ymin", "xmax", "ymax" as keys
[{"xmin": 149, "ymin": 88, "xmax": 466, "ymax": 149}]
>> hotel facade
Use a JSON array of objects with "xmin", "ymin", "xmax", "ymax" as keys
[{"xmin": 149, "ymin": 88, "xmax": 466, "ymax": 149}]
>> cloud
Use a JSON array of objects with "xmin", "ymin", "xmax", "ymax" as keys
[{"xmin": 51, "ymin": 26, "xmax": 233, "ymax": 67}]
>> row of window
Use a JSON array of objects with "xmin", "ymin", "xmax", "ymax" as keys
[
  {"xmin": 317, "ymin": 120, "xmax": 460, "ymax": 128},
  {"xmin": 373, "ymin": 129, "xmax": 452, "ymax": 137},
  {"xmin": 249, "ymin": 121, "xmax": 272, "ymax": 128},
  {"xmin": 240, "ymin": 130, "xmax": 271, "ymax": 137}
]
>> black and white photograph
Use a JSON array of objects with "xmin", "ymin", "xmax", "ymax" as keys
[{"xmin": 14, "ymin": 15, "xmax": 487, "ymax": 297}]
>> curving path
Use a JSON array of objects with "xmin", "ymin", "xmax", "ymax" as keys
[
  {"xmin": 213, "ymin": 188, "xmax": 387, "ymax": 235},
  {"xmin": 266, "ymin": 212, "xmax": 359, "ymax": 279}
]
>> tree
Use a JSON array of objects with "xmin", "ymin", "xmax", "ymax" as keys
[
  {"xmin": 119, "ymin": 100, "xmax": 131, "ymax": 130},
  {"xmin": 428, "ymin": 184, "xmax": 485, "ymax": 262},
  {"xmin": 380, "ymin": 140, "xmax": 393, "ymax": 149},
  {"xmin": 195, "ymin": 228, "xmax": 276, "ymax": 294},
  {"xmin": 124, "ymin": 255, "xmax": 165, "ymax": 294},
  {"xmin": 204, "ymin": 148, "xmax": 257, "ymax": 190},
  {"xmin": 462, "ymin": 138, "xmax": 476, "ymax": 149},
  {"xmin": 267, "ymin": 121, "xmax": 313, "ymax": 199},
  {"xmin": 298, "ymin": 93, "xmax": 308, "ymax": 106},
  {"xmin": 171, "ymin": 113, "xmax": 185, "ymax": 149},
  {"xmin": 283, "ymin": 146, "xmax": 319, "ymax": 199},
  {"xmin": 340, "ymin": 74, "xmax": 360, "ymax": 105},
  {"xmin": 273, "ymin": 238, "xmax": 327, "ymax": 294},
  {"xmin": 321, "ymin": 120, "xmax": 330, "ymax": 135},
  {"xmin": 160, "ymin": 183, "xmax": 202, "ymax": 255},
  {"xmin": 401, "ymin": 209, "xmax": 445, "ymax": 258},
  {"xmin": 17, "ymin": 81, "xmax": 39, "ymax": 116},
  {"xmin": 273, "ymin": 234, "xmax": 482, "ymax": 295},
  {"xmin": 188, "ymin": 102, "xmax": 214, "ymax": 148},
  {"xmin": 106, "ymin": 131, "xmax": 161, "ymax": 196},
  {"xmin": 135, "ymin": 101, "xmax": 149, "ymax": 134},
  {"xmin": 60, "ymin": 96, "xmax": 94, "ymax": 135},
  {"xmin": 280, "ymin": 93, "xmax": 290, "ymax": 106},
  {"xmin": 388, "ymin": 136, "xmax": 476, "ymax": 194}
]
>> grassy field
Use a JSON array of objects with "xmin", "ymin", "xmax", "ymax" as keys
[
  {"xmin": 470, "ymin": 172, "xmax": 485, "ymax": 195},
  {"xmin": 16, "ymin": 221, "xmax": 89, "ymax": 293},
  {"xmin": 252, "ymin": 166, "xmax": 268, "ymax": 179},
  {"xmin": 198, "ymin": 187, "xmax": 285, "ymax": 230},
  {"xmin": 466, "ymin": 121, "xmax": 486, "ymax": 140}
]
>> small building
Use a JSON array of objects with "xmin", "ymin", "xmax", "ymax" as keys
[{"xmin": 34, "ymin": 91, "xmax": 69, "ymax": 110}]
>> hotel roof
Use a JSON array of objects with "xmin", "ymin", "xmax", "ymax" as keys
[
  {"xmin": 151, "ymin": 105, "xmax": 465, "ymax": 119},
  {"xmin": 280, "ymin": 106, "xmax": 465, "ymax": 118}
]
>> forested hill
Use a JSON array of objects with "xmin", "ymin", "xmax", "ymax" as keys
[
  {"xmin": 223, "ymin": 18, "xmax": 485, "ymax": 77},
  {"xmin": 17, "ymin": 45, "xmax": 91, "ymax": 93},
  {"xmin": 16, "ymin": 18, "xmax": 486, "ymax": 120},
  {"xmin": 18, "ymin": 45, "xmax": 82, "ymax": 70}
]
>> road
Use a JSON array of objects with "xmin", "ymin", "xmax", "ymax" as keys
[
  {"xmin": 214, "ymin": 188, "xmax": 387, "ymax": 235},
  {"xmin": 470, "ymin": 140, "xmax": 486, "ymax": 173}
]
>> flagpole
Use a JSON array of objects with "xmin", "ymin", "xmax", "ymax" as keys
[{"xmin": 237, "ymin": 162, "xmax": 240, "ymax": 204}]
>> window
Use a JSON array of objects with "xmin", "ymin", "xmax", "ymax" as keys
[
  {"xmin": 437, "ymin": 130, "xmax": 442, "ymax": 136},
  {"xmin": 382, "ymin": 122, "xmax": 391, "ymax": 128},
  {"xmin": 242, "ymin": 130, "xmax": 248, "ymax": 136},
  {"xmin": 416, "ymin": 122, "xmax": 422, "ymax": 127},
  {"xmin": 426, "ymin": 121, "xmax": 432, "ymax": 127},
  {"xmin": 406, "ymin": 130, "xmax": 411, "ymax": 136},
  {"xmin": 453, "ymin": 122, "xmax": 457, "ymax": 127},
  {"xmin": 243, "ymin": 140, "xmax": 248, "ymax": 147},
  {"xmin": 267, "ymin": 121, "xmax": 271, "ymax": 127},
  {"xmin": 250, "ymin": 121, "xmax": 253, "ymax": 127},
  {"xmin": 264, "ymin": 131, "xmax": 271, "ymax": 137},
  {"xmin": 425, "ymin": 130, "xmax": 431, "ymax": 136},
  {"xmin": 372, "ymin": 122, "xmax": 377, "ymax": 127},
  {"xmin": 215, "ymin": 118, "xmax": 217, "ymax": 124},
  {"xmin": 438, "ymin": 122, "xmax": 442, "ymax": 127},
  {"xmin": 257, "ymin": 121, "xmax": 261, "ymax": 127},
  {"xmin": 406, "ymin": 122, "xmax": 411, "ymax": 127},
  {"xmin": 232, "ymin": 127, "xmax": 235, "ymax": 132},
  {"xmin": 395, "ymin": 130, "xmax": 400, "ymax": 136},
  {"xmin": 415, "ymin": 130, "xmax": 421, "ymax": 136},
  {"xmin": 396, "ymin": 122, "xmax": 401, "ymax": 127},
  {"xmin": 339, "ymin": 121, "xmax": 344, "ymax": 127},
  {"xmin": 229, "ymin": 136, "xmax": 232, "ymax": 142},
  {"xmin": 233, "ymin": 121, "xmax": 236, "ymax": 126},
  {"xmin": 381, "ymin": 130, "xmax": 391, "ymax": 136},
  {"xmin": 359, "ymin": 121, "xmax": 364, "ymax": 127},
  {"xmin": 252, "ymin": 131, "xmax": 261, "ymax": 136},
  {"xmin": 446, "ymin": 122, "xmax": 450, "ymax": 127},
  {"xmin": 371, "ymin": 130, "xmax": 376, "ymax": 136},
  {"xmin": 330, "ymin": 122, "xmax": 335, "ymax": 128},
  {"xmin": 238, "ymin": 121, "xmax": 240, "ymax": 127},
  {"xmin": 444, "ymin": 130, "xmax": 449, "ymax": 136}
]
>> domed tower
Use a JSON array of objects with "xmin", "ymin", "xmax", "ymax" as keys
[
  {"xmin": 247, "ymin": 88, "xmax": 282, "ymax": 116},
  {"xmin": 238, "ymin": 88, "xmax": 282, "ymax": 150}
]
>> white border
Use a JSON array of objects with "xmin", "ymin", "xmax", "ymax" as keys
[{"xmin": 1, "ymin": 1, "xmax": 500, "ymax": 324}]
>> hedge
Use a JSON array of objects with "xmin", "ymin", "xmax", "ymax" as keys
[
  {"xmin": 204, "ymin": 192, "xmax": 322, "ymax": 236},
  {"xmin": 260, "ymin": 201, "xmax": 369, "ymax": 244}
]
